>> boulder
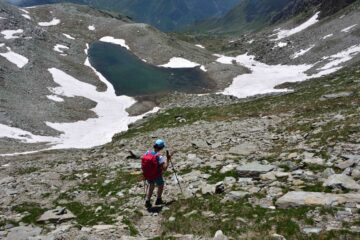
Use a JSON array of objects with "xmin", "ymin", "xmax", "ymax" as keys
[
  {"xmin": 237, "ymin": 162, "xmax": 275, "ymax": 177},
  {"xmin": 276, "ymin": 191, "xmax": 360, "ymax": 208},
  {"xmin": 320, "ymin": 92, "xmax": 353, "ymax": 101},
  {"xmin": 323, "ymin": 174, "xmax": 360, "ymax": 190},
  {"xmin": 222, "ymin": 191, "xmax": 249, "ymax": 202},
  {"xmin": 37, "ymin": 207, "xmax": 75, "ymax": 223},
  {"xmin": 220, "ymin": 164, "xmax": 236, "ymax": 174},
  {"xmin": 228, "ymin": 142, "xmax": 258, "ymax": 155},
  {"xmin": 213, "ymin": 230, "xmax": 228, "ymax": 240},
  {"xmin": 191, "ymin": 140, "xmax": 209, "ymax": 149}
]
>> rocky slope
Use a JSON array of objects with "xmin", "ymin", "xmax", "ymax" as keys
[{"xmin": 0, "ymin": 0, "xmax": 360, "ymax": 239}]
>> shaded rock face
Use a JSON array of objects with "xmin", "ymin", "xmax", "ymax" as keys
[{"xmin": 319, "ymin": 0, "xmax": 358, "ymax": 18}]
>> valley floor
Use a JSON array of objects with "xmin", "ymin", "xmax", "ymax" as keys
[{"xmin": 0, "ymin": 64, "xmax": 359, "ymax": 239}]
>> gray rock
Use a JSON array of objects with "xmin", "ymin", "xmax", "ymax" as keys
[
  {"xmin": 320, "ymin": 92, "xmax": 353, "ymax": 101},
  {"xmin": 37, "ymin": 207, "xmax": 76, "ymax": 223},
  {"xmin": 220, "ymin": 164, "xmax": 236, "ymax": 174},
  {"xmin": 302, "ymin": 152, "xmax": 324, "ymax": 165},
  {"xmin": 127, "ymin": 150, "xmax": 142, "ymax": 159},
  {"xmin": 191, "ymin": 139, "xmax": 209, "ymax": 149},
  {"xmin": 222, "ymin": 191, "xmax": 249, "ymax": 202},
  {"xmin": 323, "ymin": 174, "xmax": 360, "ymax": 190},
  {"xmin": 213, "ymin": 230, "xmax": 228, "ymax": 240},
  {"xmin": 302, "ymin": 227, "xmax": 322, "ymax": 234},
  {"xmin": 336, "ymin": 160, "xmax": 356, "ymax": 170},
  {"xmin": 4, "ymin": 226, "xmax": 42, "ymax": 240},
  {"xmin": 276, "ymin": 191, "xmax": 360, "ymax": 208},
  {"xmin": 321, "ymin": 168, "xmax": 335, "ymax": 178},
  {"xmin": 229, "ymin": 142, "xmax": 258, "ymax": 155},
  {"xmin": 237, "ymin": 162, "xmax": 275, "ymax": 177}
]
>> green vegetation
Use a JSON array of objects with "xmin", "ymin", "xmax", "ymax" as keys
[
  {"xmin": 16, "ymin": 167, "xmax": 40, "ymax": 175},
  {"xmin": 122, "ymin": 217, "xmax": 140, "ymax": 236},
  {"xmin": 12, "ymin": 203, "xmax": 47, "ymax": 224}
]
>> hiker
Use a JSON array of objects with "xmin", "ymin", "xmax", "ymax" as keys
[{"xmin": 141, "ymin": 139, "xmax": 170, "ymax": 208}]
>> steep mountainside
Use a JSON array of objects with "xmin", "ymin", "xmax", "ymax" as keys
[
  {"xmin": 7, "ymin": 0, "xmax": 242, "ymax": 31},
  {"xmin": 190, "ymin": 0, "xmax": 359, "ymax": 35}
]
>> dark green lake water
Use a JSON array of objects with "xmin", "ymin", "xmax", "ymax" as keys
[{"xmin": 88, "ymin": 42, "xmax": 214, "ymax": 97}]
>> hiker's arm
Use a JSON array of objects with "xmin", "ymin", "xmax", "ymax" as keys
[{"xmin": 162, "ymin": 158, "xmax": 169, "ymax": 171}]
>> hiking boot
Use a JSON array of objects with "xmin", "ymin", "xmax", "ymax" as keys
[
  {"xmin": 155, "ymin": 198, "xmax": 164, "ymax": 205},
  {"xmin": 145, "ymin": 200, "xmax": 152, "ymax": 209}
]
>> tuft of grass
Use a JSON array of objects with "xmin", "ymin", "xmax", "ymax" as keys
[
  {"xmin": 12, "ymin": 202, "xmax": 47, "ymax": 224},
  {"xmin": 122, "ymin": 217, "xmax": 139, "ymax": 236},
  {"xmin": 16, "ymin": 167, "xmax": 40, "ymax": 175}
]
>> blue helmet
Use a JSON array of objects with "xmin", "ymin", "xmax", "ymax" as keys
[{"xmin": 154, "ymin": 139, "xmax": 165, "ymax": 149}]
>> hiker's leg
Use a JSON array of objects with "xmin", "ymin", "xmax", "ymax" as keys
[
  {"xmin": 146, "ymin": 183, "xmax": 155, "ymax": 200},
  {"xmin": 155, "ymin": 176, "xmax": 165, "ymax": 202},
  {"xmin": 157, "ymin": 184, "xmax": 164, "ymax": 198}
]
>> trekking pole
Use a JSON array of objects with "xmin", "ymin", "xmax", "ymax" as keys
[{"xmin": 167, "ymin": 151, "xmax": 183, "ymax": 194}]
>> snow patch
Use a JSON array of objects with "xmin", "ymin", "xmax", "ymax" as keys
[
  {"xmin": 47, "ymin": 95, "xmax": 64, "ymax": 102},
  {"xmin": 21, "ymin": 14, "xmax": 31, "ymax": 20},
  {"xmin": 341, "ymin": 24, "xmax": 357, "ymax": 33},
  {"xmin": 195, "ymin": 44, "xmax": 205, "ymax": 49},
  {"xmin": 88, "ymin": 25, "xmax": 95, "ymax": 31},
  {"xmin": 248, "ymin": 39, "xmax": 254, "ymax": 44},
  {"xmin": 159, "ymin": 57, "xmax": 205, "ymax": 71},
  {"xmin": 53, "ymin": 44, "xmax": 69, "ymax": 53},
  {"xmin": 63, "ymin": 33, "xmax": 75, "ymax": 40},
  {"xmin": 38, "ymin": 18, "xmax": 60, "ymax": 26},
  {"xmin": 0, "ymin": 123, "xmax": 58, "ymax": 144},
  {"xmin": 322, "ymin": 34, "xmax": 333, "ymax": 40},
  {"xmin": 99, "ymin": 36, "xmax": 130, "ymax": 50},
  {"xmin": 1, "ymin": 29, "xmax": 23, "ymax": 39},
  {"xmin": 217, "ymin": 44, "xmax": 360, "ymax": 98},
  {"xmin": 291, "ymin": 45, "xmax": 315, "ymax": 59},
  {"xmin": 19, "ymin": 9, "xmax": 29, "ymax": 14},
  {"xmin": 0, "ymin": 48, "xmax": 29, "ymax": 68},
  {"xmin": 318, "ymin": 44, "xmax": 360, "ymax": 71},
  {"xmin": 273, "ymin": 12, "xmax": 320, "ymax": 40},
  {"xmin": 276, "ymin": 42, "xmax": 288, "ymax": 48}
]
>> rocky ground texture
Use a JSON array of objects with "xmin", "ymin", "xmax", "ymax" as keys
[{"xmin": 0, "ymin": 61, "xmax": 359, "ymax": 239}]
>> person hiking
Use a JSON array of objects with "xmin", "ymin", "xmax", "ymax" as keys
[{"xmin": 141, "ymin": 139, "xmax": 170, "ymax": 208}]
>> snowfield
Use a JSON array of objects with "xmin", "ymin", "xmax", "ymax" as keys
[
  {"xmin": 217, "ymin": 44, "xmax": 360, "ymax": 98},
  {"xmin": 291, "ymin": 45, "xmax": 315, "ymax": 59},
  {"xmin": 54, "ymin": 44, "xmax": 69, "ymax": 53},
  {"xmin": 0, "ymin": 47, "xmax": 29, "ymax": 68},
  {"xmin": 88, "ymin": 25, "xmax": 95, "ymax": 31},
  {"xmin": 99, "ymin": 36, "xmax": 130, "ymax": 50},
  {"xmin": 1, "ymin": 29, "xmax": 23, "ymax": 39},
  {"xmin": 38, "ymin": 18, "xmax": 60, "ymax": 26},
  {"xmin": 195, "ymin": 44, "xmax": 205, "ymax": 49},
  {"xmin": 159, "ymin": 57, "xmax": 207, "ymax": 71},
  {"xmin": 273, "ymin": 12, "xmax": 320, "ymax": 40}
]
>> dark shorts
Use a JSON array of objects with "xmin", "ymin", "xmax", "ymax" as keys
[{"xmin": 147, "ymin": 176, "xmax": 165, "ymax": 186}]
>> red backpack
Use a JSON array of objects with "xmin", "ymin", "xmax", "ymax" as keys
[{"xmin": 141, "ymin": 151, "xmax": 161, "ymax": 180}]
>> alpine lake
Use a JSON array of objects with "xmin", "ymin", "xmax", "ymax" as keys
[{"xmin": 88, "ymin": 42, "xmax": 215, "ymax": 97}]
